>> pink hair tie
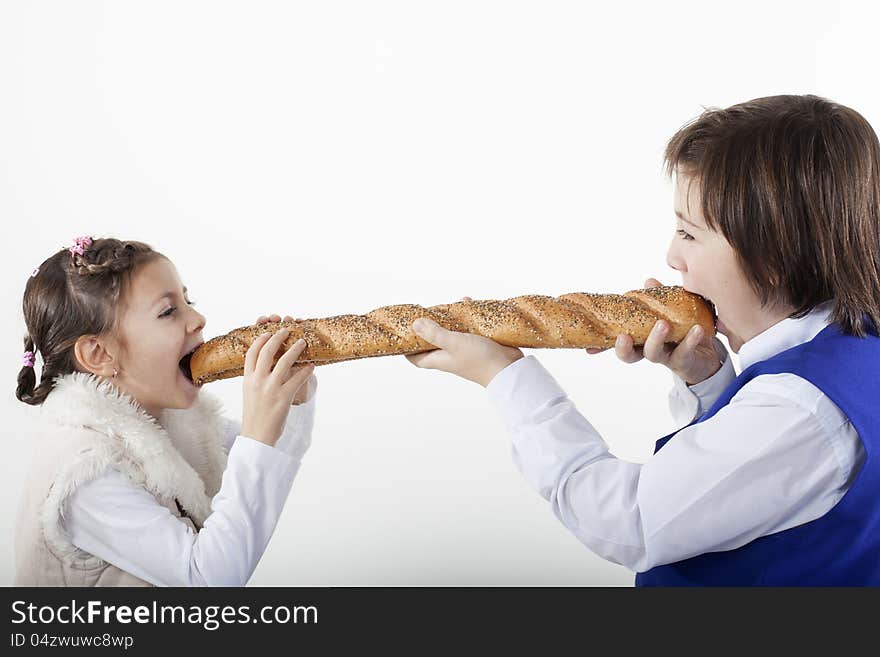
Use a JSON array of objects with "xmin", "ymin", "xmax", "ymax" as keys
[
  {"xmin": 68, "ymin": 235, "xmax": 93, "ymax": 258},
  {"xmin": 22, "ymin": 351, "xmax": 35, "ymax": 368}
]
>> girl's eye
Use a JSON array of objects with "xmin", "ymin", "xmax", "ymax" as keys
[
  {"xmin": 160, "ymin": 301, "xmax": 197, "ymax": 318},
  {"xmin": 676, "ymin": 229, "xmax": 695, "ymax": 241}
]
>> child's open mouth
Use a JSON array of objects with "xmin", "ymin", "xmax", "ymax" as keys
[
  {"xmin": 178, "ymin": 343, "xmax": 203, "ymax": 386},
  {"xmin": 705, "ymin": 297, "xmax": 717, "ymax": 324},
  {"xmin": 179, "ymin": 353, "xmax": 194, "ymax": 382}
]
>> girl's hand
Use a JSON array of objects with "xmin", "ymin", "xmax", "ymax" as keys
[
  {"xmin": 241, "ymin": 327, "xmax": 315, "ymax": 446},
  {"xmin": 585, "ymin": 278, "xmax": 722, "ymax": 385},
  {"xmin": 255, "ymin": 314, "xmax": 317, "ymax": 405},
  {"xmin": 406, "ymin": 297, "xmax": 524, "ymax": 387}
]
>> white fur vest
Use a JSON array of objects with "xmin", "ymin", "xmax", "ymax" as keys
[{"xmin": 14, "ymin": 371, "xmax": 229, "ymax": 586}]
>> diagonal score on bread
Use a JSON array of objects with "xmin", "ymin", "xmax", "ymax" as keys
[{"xmin": 187, "ymin": 285, "xmax": 716, "ymax": 385}]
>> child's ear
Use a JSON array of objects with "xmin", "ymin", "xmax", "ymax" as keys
[{"xmin": 73, "ymin": 335, "xmax": 116, "ymax": 377}]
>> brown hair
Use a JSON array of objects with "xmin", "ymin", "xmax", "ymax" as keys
[
  {"xmin": 665, "ymin": 94, "xmax": 880, "ymax": 337},
  {"xmin": 17, "ymin": 238, "xmax": 166, "ymax": 406}
]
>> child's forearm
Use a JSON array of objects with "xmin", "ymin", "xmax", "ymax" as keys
[
  {"xmin": 668, "ymin": 338, "xmax": 736, "ymax": 425},
  {"xmin": 478, "ymin": 352, "xmax": 525, "ymax": 387},
  {"xmin": 486, "ymin": 356, "xmax": 651, "ymax": 569}
]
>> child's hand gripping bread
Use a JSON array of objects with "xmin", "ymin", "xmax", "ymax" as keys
[{"xmin": 184, "ymin": 285, "xmax": 716, "ymax": 386}]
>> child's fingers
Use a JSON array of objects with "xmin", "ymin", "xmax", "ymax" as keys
[
  {"xmin": 272, "ymin": 337, "xmax": 309, "ymax": 380},
  {"xmin": 405, "ymin": 350, "xmax": 434, "ymax": 369},
  {"xmin": 283, "ymin": 362, "xmax": 316, "ymax": 395},
  {"xmin": 244, "ymin": 332, "xmax": 273, "ymax": 375},
  {"xmin": 255, "ymin": 328, "xmax": 290, "ymax": 375},
  {"xmin": 668, "ymin": 325, "xmax": 704, "ymax": 368},
  {"xmin": 614, "ymin": 334, "xmax": 645, "ymax": 364},
  {"xmin": 292, "ymin": 372, "xmax": 318, "ymax": 404},
  {"xmin": 585, "ymin": 347, "xmax": 608, "ymax": 355},
  {"xmin": 642, "ymin": 320, "xmax": 674, "ymax": 364},
  {"xmin": 405, "ymin": 349, "xmax": 448, "ymax": 371},
  {"xmin": 645, "ymin": 277, "xmax": 664, "ymax": 288},
  {"xmin": 257, "ymin": 314, "xmax": 292, "ymax": 324},
  {"xmin": 412, "ymin": 318, "xmax": 462, "ymax": 350}
]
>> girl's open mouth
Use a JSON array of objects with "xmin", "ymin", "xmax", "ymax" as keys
[
  {"xmin": 177, "ymin": 341, "xmax": 204, "ymax": 386},
  {"xmin": 179, "ymin": 352, "xmax": 193, "ymax": 380},
  {"xmin": 178, "ymin": 351, "xmax": 200, "ymax": 387}
]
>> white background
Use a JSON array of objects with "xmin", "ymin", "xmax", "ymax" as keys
[{"xmin": 2, "ymin": 0, "xmax": 877, "ymax": 585}]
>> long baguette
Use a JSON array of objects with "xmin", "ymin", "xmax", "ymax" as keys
[{"xmin": 186, "ymin": 285, "xmax": 716, "ymax": 385}]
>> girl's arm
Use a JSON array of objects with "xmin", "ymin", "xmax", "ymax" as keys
[
  {"xmin": 223, "ymin": 374, "xmax": 318, "ymax": 459},
  {"xmin": 486, "ymin": 355, "xmax": 863, "ymax": 572},
  {"xmin": 62, "ymin": 435, "xmax": 303, "ymax": 586},
  {"xmin": 65, "ymin": 375, "xmax": 318, "ymax": 587}
]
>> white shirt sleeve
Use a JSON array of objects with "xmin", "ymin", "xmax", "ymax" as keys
[
  {"xmin": 223, "ymin": 374, "xmax": 318, "ymax": 461},
  {"xmin": 486, "ymin": 355, "xmax": 863, "ymax": 572},
  {"xmin": 667, "ymin": 337, "xmax": 736, "ymax": 426},
  {"xmin": 63, "ymin": 382, "xmax": 319, "ymax": 587}
]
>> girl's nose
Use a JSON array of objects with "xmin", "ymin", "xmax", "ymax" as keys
[{"xmin": 190, "ymin": 308, "xmax": 206, "ymax": 333}]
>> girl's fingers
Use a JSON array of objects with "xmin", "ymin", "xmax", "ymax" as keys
[
  {"xmin": 645, "ymin": 277, "xmax": 664, "ymax": 288},
  {"xmin": 244, "ymin": 332, "xmax": 273, "ymax": 374},
  {"xmin": 272, "ymin": 337, "xmax": 309, "ymax": 379},
  {"xmin": 257, "ymin": 314, "xmax": 293, "ymax": 323},
  {"xmin": 585, "ymin": 347, "xmax": 608, "ymax": 355},
  {"xmin": 283, "ymin": 362, "xmax": 316, "ymax": 394},
  {"xmin": 255, "ymin": 328, "xmax": 290, "ymax": 375}
]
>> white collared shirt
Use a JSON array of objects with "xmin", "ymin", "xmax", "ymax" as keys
[
  {"xmin": 62, "ymin": 386, "xmax": 317, "ymax": 587},
  {"xmin": 487, "ymin": 301, "xmax": 865, "ymax": 572}
]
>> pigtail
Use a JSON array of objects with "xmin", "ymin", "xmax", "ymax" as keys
[
  {"xmin": 16, "ymin": 335, "xmax": 39, "ymax": 405},
  {"xmin": 17, "ymin": 237, "xmax": 163, "ymax": 407}
]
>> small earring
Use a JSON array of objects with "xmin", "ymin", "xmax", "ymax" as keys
[{"xmin": 113, "ymin": 368, "xmax": 119, "ymax": 380}]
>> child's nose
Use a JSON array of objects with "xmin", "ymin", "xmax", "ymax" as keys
[
  {"xmin": 666, "ymin": 240, "xmax": 686, "ymax": 273},
  {"xmin": 190, "ymin": 308, "xmax": 206, "ymax": 332}
]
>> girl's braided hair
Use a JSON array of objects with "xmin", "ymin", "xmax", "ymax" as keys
[{"xmin": 17, "ymin": 238, "xmax": 165, "ymax": 406}]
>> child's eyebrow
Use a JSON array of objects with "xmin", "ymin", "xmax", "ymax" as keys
[
  {"xmin": 153, "ymin": 286, "xmax": 188, "ymax": 307},
  {"xmin": 675, "ymin": 211, "xmax": 703, "ymax": 230}
]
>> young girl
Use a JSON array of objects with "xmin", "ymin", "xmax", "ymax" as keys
[
  {"xmin": 406, "ymin": 94, "xmax": 880, "ymax": 585},
  {"xmin": 15, "ymin": 237, "xmax": 317, "ymax": 586}
]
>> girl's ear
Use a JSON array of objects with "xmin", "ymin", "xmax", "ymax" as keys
[{"xmin": 73, "ymin": 335, "xmax": 117, "ymax": 377}]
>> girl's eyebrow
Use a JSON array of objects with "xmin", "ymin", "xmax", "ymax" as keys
[
  {"xmin": 675, "ymin": 211, "xmax": 703, "ymax": 230},
  {"xmin": 153, "ymin": 286, "xmax": 188, "ymax": 307}
]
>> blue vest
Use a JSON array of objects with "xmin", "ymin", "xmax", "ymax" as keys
[{"xmin": 635, "ymin": 317, "xmax": 880, "ymax": 586}]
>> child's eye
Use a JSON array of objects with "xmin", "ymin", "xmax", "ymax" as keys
[
  {"xmin": 160, "ymin": 301, "xmax": 197, "ymax": 318},
  {"xmin": 676, "ymin": 229, "xmax": 695, "ymax": 241}
]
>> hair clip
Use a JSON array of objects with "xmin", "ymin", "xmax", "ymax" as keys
[
  {"xmin": 68, "ymin": 235, "xmax": 94, "ymax": 258},
  {"xmin": 22, "ymin": 351, "xmax": 35, "ymax": 368},
  {"xmin": 31, "ymin": 268, "xmax": 39, "ymax": 277}
]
